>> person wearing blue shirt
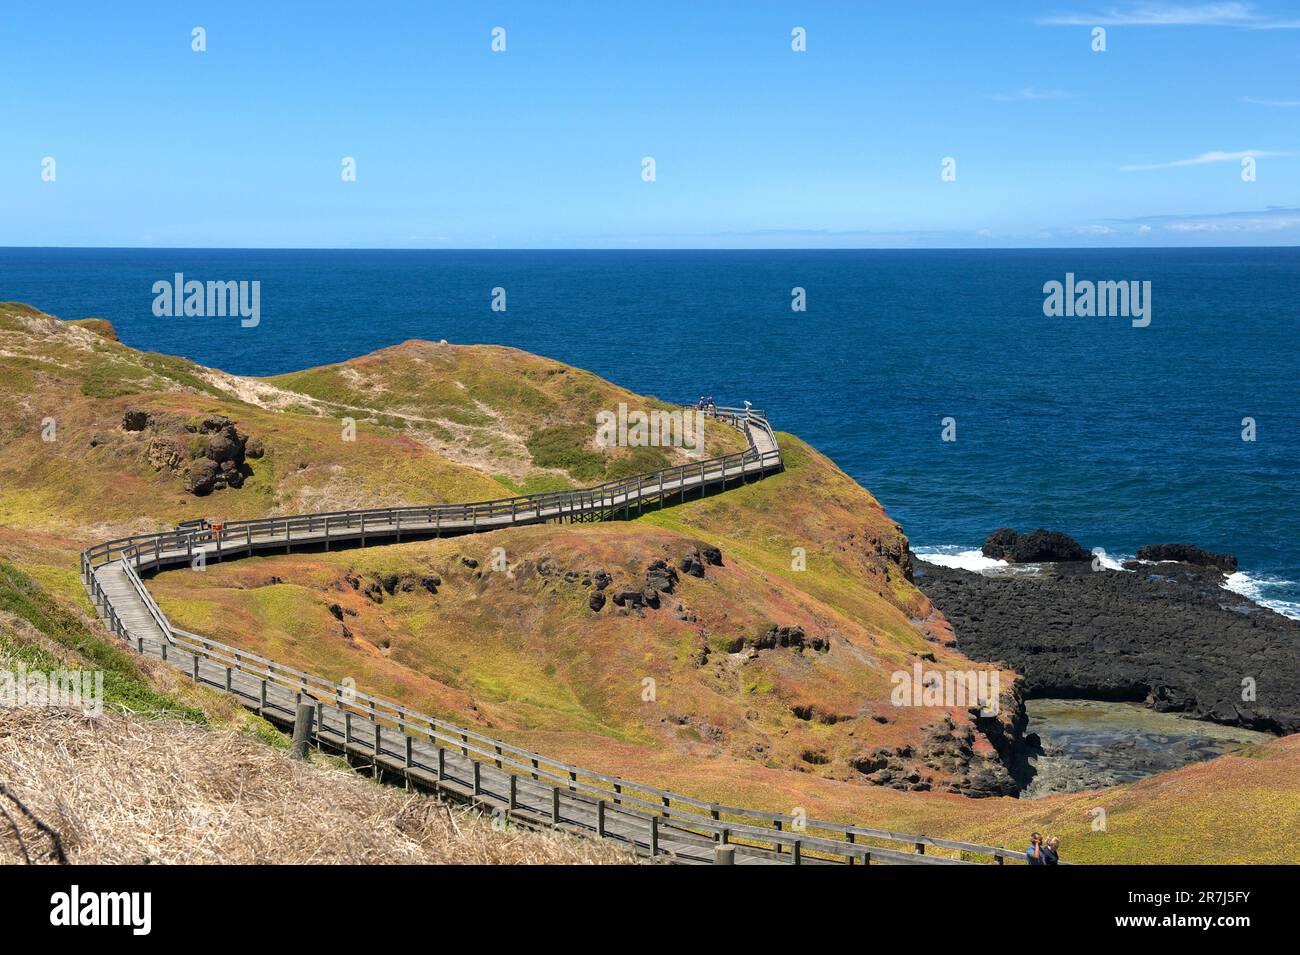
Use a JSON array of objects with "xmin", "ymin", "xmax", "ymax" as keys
[{"xmin": 1026, "ymin": 832, "xmax": 1044, "ymax": 864}]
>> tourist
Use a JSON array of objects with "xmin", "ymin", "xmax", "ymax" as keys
[
  {"xmin": 1026, "ymin": 832, "xmax": 1044, "ymax": 864},
  {"xmin": 1043, "ymin": 836, "xmax": 1061, "ymax": 865}
]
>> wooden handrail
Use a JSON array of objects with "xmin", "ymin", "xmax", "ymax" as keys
[{"xmin": 79, "ymin": 403, "xmax": 1037, "ymax": 865}]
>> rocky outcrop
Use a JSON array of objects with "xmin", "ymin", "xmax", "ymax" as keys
[
  {"xmin": 982, "ymin": 527, "xmax": 1090, "ymax": 563},
  {"xmin": 122, "ymin": 410, "xmax": 256, "ymax": 496},
  {"xmin": 1136, "ymin": 543, "xmax": 1237, "ymax": 572},
  {"xmin": 122, "ymin": 409, "xmax": 150, "ymax": 431},
  {"xmin": 644, "ymin": 559, "xmax": 678, "ymax": 594},
  {"xmin": 916, "ymin": 560, "xmax": 1300, "ymax": 735},
  {"xmin": 345, "ymin": 571, "xmax": 440, "ymax": 604},
  {"xmin": 587, "ymin": 549, "xmax": 719, "ymax": 613},
  {"xmin": 850, "ymin": 715, "xmax": 1020, "ymax": 798},
  {"xmin": 612, "ymin": 588, "xmax": 658, "ymax": 611},
  {"xmin": 919, "ymin": 717, "xmax": 1020, "ymax": 797},
  {"xmin": 679, "ymin": 544, "xmax": 723, "ymax": 578},
  {"xmin": 727, "ymin": 624, "xmax": 829, "ymax": 655}
]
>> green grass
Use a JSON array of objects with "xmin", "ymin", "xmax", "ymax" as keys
[
  {"xmin": 526, "ymin": 424, "xmax": 671, "ymax": 482},
  {"xmin": 526, "ymin": 424, "xmax": 607, "ymax": 480},
  {"xmin": 493, "ymin": 472, "xmax": 576, "ymax": 495},
  {"xmin": 0, "ymin": 560, "xmax": 205, "ymax": 721},
  {"xmin": 79, "ymin": 360, "xmax": 151, "ymax": 398}
]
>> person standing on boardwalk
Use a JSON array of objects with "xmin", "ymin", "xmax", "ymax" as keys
[
  {"xmin": 1026, "ymin": 832, "xmax": 1044, "ymax": 864},
  {"xmin": 1042, "ymin": 836, "xmax": 1060, "ymax": 865}
]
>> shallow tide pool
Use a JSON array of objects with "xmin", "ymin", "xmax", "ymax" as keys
[{"xmin": 1021, "ymin": 698, "xmax": 1274, "ymax": 798}]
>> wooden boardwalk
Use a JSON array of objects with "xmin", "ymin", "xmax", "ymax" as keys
[{"xmin": 82, "ymin": 406, "xmax": 1029, "ymax": 866}]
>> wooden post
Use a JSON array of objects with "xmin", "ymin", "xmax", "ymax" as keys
[
  {"xmin": 551, "ymin": 787, "xmax": 561, "ymax": 824},
  {"xmin": 509, "ymin": 774, "xmax": 518, "ymax": 811},
  {"xmin": 916, "ymin": 841, "xmax": 926, "ymax": 855},
  {"xmin": 792, "ymin": 839, "xmax": 802, "ymax": 865},
  {"xmin": 597, "ymin": 800, "xmax": 606, "ymax": 837},
  {"xmin": 290, "ymin": 702, "xmax": 314, "ymax": 760},
  {"xmin": 714, "ymin": 845, "xmax": 736, "ymax": 865},
  {"xmin": 472, "ymin": 760, "xmax": 481, "ymax": 795},
  {"xmin": 649, "ymin": 815, "xmax": 659, "ymax": 857}
]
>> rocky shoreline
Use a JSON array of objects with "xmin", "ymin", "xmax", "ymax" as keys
[{"xmin": 915, "ymin": 551, "xmax": 1300, "ymax": 737}]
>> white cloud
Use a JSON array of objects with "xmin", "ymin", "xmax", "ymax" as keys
[
  {"xmin": 1165, "ymin": 214, "xmax": 1300, "ymax": 232},
  {"xmin": 1241, "ymin": 96, "xmax": 1300, "ymax": 107},
  {"xmin": 1039, "ymin": 3, "xmax": 1300, "ymax": 29},
  {"xmin": 1121, "ymin": 149, "xmax": 1288, "ymax": 171}
]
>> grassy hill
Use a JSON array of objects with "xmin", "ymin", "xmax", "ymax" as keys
[{"xmin": 2, "ymin": 301, "xmax": 1296, "ymax": 864}]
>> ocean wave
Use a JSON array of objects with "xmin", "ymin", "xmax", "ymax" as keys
[
  {"xmin": 913, "ymin": 546, "xmax": 1008, "ymax": 572},
  {"xmin": 1090, "ymin": 547, "xmax": 1131, "ymax": 571},
  {"xmin": 1223, "ymin": 571, "xmax": 1300, "ymax": 621}
]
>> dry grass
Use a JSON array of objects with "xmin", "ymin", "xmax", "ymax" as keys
[{"xmin": 0, "ymin": 707, "xmax": 635, "ymax": 865}]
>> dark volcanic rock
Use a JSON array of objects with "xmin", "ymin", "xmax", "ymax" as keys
[
  {"xmin": 122, "ymin": 409, "xmax": 151, "ymax": 432},
  {"xmin": 698, "ymin": 545, "xmax": 723, "ymax": 566},
  {"xmin": 918, "ymin": 717, "xmax": 1019, "ymax": 797},
  {"xmin": 916, "ymin": 561, "xmax": 1300, "ymax": 734},
  {"xmin": 729, "ymin": 624, "xmax": 829, "ymax": 654},
  {"xmin": 679, "ymin": 544, "xmax": 723, "ymax": 578},
  {"xmin": 588, "ymin": 591, "xmax": 606, "ymax": 612},
  {"xmin": 611, "ymin": 588, "xmax": 657, "ymax": 611},
  {"xmin": 1136, "ymin": 543, "xmax": 1237, "ymax": 573},
  {"xmin": 679, "ymin": 554, "xmax": 705, "ymax": 578},
  {"xmin": 644, "ymin": 559, "xmax": 678, "ymax": 594},
  {"xmin": 982, "ymin": 527, "xmax": 1090, "ymax": 563}
]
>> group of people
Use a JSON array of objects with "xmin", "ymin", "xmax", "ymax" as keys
[
  {"xmin": 694, "ymin": 395, "xmax": 717, "ymax": 413},
  {"xmin": 1026, "ymin": 832, "xmax": 1062, "ymax": 865}
]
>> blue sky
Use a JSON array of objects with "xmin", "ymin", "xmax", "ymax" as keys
[{"xmin": 2, "ymin": 1, "xmax": 1297, "ymax": 248}]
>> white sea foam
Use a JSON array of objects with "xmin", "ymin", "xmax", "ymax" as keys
[
  {"xmin": 913, "ymin": 546, "xmax": 1008, "ymax": 572},
  {"xmin": 1223, "ymin": 571, "xmax": 1300, "ymax": 620},
  {"xmin": 1090, "ymin": 547, "xmax": 1131, "ymax": 571}
]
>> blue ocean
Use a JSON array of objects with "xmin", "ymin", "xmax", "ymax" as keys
[{"xmin": 5, "ymin": 247, "xmax": 1299, "ymax": 615}]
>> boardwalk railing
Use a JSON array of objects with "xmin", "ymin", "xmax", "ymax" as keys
[
  {"xmin": 81, "ymin": 404, "xmax": 1035, "ymax": 865},
  {"xmin": 82, "ymin": 407, "xmax": 781, "ymax": 575}
]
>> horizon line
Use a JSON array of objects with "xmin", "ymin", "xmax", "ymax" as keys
[{"xmin": 4, "ymin": 244, "xmax": 1299, "ymax": 253}]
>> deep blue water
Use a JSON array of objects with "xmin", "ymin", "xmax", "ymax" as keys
[{"xmin": 4, "ymin": 247, "xmax": 1299, "ymax": 614}]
